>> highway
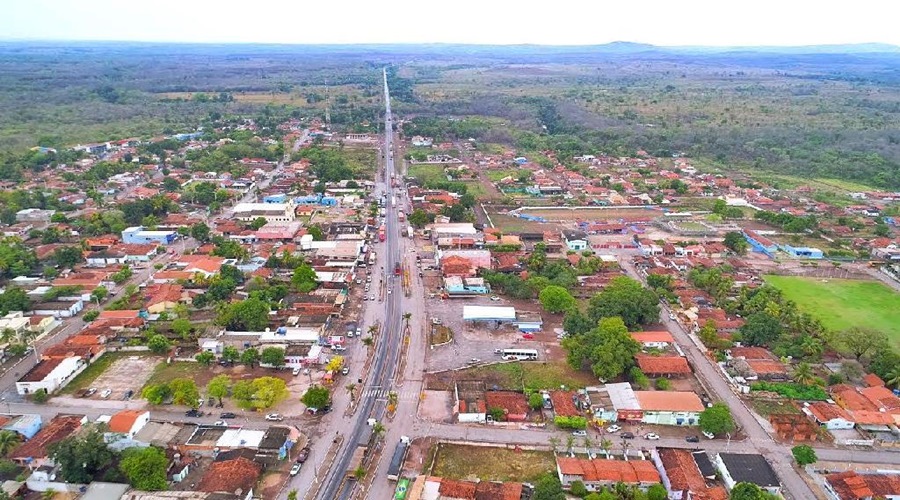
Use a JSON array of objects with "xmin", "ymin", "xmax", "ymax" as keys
[{"xmin": 315, "ymin": 68, "xmax": 403, "ymax": 500}]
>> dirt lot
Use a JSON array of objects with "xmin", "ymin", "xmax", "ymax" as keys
[
  {"xmin": 89, "ymin": 354, "xmax": 160, "ymax": 400},
  {"xmin": 519, "ymin": 207, "xmax": 663, "ymax": 222},
  {"xmin": 430, "ymin": 443, "xmax": 556, "ymax": 482},
  {"xmin": 418, "ymin": 390, "xmax": 453, "ymax": 422}
]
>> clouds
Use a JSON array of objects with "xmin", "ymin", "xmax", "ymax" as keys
[{"xmin": 1, "ymin": 0, "xmax": 896, "ymax": 46}]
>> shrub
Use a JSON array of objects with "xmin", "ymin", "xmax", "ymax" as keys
[
  {"xmin": 750, "ymin": 381, "xmax": 828, "ymax": 400},
  {"xmin": 554, "ymin": 415, "xmax": 587, "ymax": 429}
]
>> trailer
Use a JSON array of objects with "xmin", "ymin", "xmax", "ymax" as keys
[{"xmin": 387, "ymin": 436, "xmax": 410, "ymax": 481}]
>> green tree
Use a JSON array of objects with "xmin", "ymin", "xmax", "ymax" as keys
[
  {"xmin": 162, "ymin": 176, "xmax": 181, "ymax": 192},
  {"xmin": 301, "ymin": 385, "xmax": 330, "ymax": 409},
  {"xmin": 287, "ymin": 490, "xmax": 298, "ymax": 500},
  {"xmin": 723, "ymin": 231, "xmax": 749, "ymax": 254},
  {"xmin": 791, "ymin": 362, "xmax": 816, "ymax": 386},
  {"xmin": 307, "ymin": 224, "xmax": 325, "ymax": 241},
  {"xmin": 195, "ymin": 351, "xmax": 215, "ymax": 366},
  {"xmin": 147, "ymin": 334, "xmax": 171, "ymax": 354},
  {"xmin": 647, "ymin": 483, "xmax": 668, "ymax": 500},
  {"xmin": 291, "ymin": 263, "xmax": 318, "ymax": 293},
  {"xmin": 532, "ymin": 472, "xmax": 566, "ymax": 500},
  {"xmin": 169, "ymin": 378, "xmax": 200, "ymax": 407},
  {"xmin": 240, "ymin": 347, "xmax": 260, "ymax": 368},
  {"xmin": 570, "ymin": 480, "xmax": 588, "ymax": 497},
  {"xmin": 7, "ymin": 343, "xmax": 27, "ymax": 357},
  {"xmin": 837, "ymin": 327, "xmax": 889, "ymax": 360},
  {"xmin": 538, "ymin": 285, "xmax": 576, "ymax": 313},
  {"xmin": 408, "ymin": 208, "xmax": 434, "ymax": 228},
  {"xmin": 119, "ymin": 446, "xmax": 168, "ymax": 490},
  {"xmin": 563, "ymin": 308, "xmax": 594, "ymax": 336},
  {"xmin": 233, "ymin": 377, "xmax": 289, "ymax": 410},
  {"xmin": 190, "ymin": 222, "xmax": 211, "ymax": 242},
  {"xmin": 739, "ymin": 312, "xmax": 782, "ymax": 347},
  {"xmin": 207, "ymin": 374, "xmax": 231, "ymax": 406},
  {"xmin": 0, "ymin": 287, "xmax": 31, "ymax": 315},
  {"xmin": 83, "ymin": 310, "xmax": 100, "ymax": 322},
  {"xmin": 249, "ymin": 217, "xmax": 268, "ymax": 230},
  {"xmin": 261, "ymin": 346, "xmax": 286, "ymax": 368},
  {"xmin": 791, "ymin": 444, "xmax": 817, "ymax": 466},
  {"xmin": 90, "ymin": 286, "xmax": 108, "ymax": 303},
  {"xmin": 217, "ymin": 297, "xmax": 270, "ymax": 331},
  {"xmin": 48, "ymin": 425, "xmax": 114, "ymax": 484},
  {"xmin": 0, "ymin": 431, "xmax": 20, "ymax": 456},
  {"xmin": 172, "ymin": 318, "xmax": 192, "ymax": 339},
  {"xmin": 31, "ymin": 388, "xmax": 49, "ymax": 404},
  {"xmin": 646, "ymin": 273, "xmax": 674, "ymax": 291},
  {"xmin": 730, "ymin": 482, "xmax": 778, "ymax": 500},
  {"xmin": 699, "ymin": 402, "xmax": 735, "ymax": 436},
  {"xmin": 562, "ymin": 316, "xmax": 640, "ymax": 380},
  {"xmin": 586, "ymin": 276, "xmax": 659, "ymax": 329},
  {"xmin": 698, "ymin": 320, "xmax": 725, "ymax": 349},
  {"xmin": 142, "ymin": 383, "xmax": 172, "ymax": 405},
  {"xmin": 528, "ymin": 392, "xmax": 545, "ymax": 410},
  {"xmin": 221, "ymin": 345, "xmax": 240, "ymax": 364},
  {"xmin": 52, "ymin": 246, "xmax": 83, "ymax": 268}
]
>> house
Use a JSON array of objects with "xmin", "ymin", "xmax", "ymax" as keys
[
  {"xmin": 556, "ymin": 456, "xmax": 660, "ymax": 492},
  {"xmin": 232, "ymin": 202, "xmax": 295, "ymax": 223},
  {"xmin": 16, "ymin": 355, "xmax": 86, "ymax": 395},
  {"xmin": 255, "ymin": 426, "xmax": 294, "ymax": 464},
  {"xmin": 121, "ymin": 226, "xmax": 177, "ymax": 245},
  {"xmin": 3, "ymin": 414, "xmax": 42, "ymax": 439},
  {"xmin": 9, "ymin": 414, "xmax": 84, "ymax": 467},
  {"xmin": 824, "ymin": 470, "xmax": 900, "ymax": 500},
  {"xmin": 630, "ymin": 331, "xmax": 674, "ymax": 349},
  {"xmin": 604, "ymin": 382, "xmax": 704, "ymax": 425},
  {"xmin": 443, "ymin": 276, "xmax": 489, "ymax": 296},
  {"xmin": 32, "ymin": 300, "xmax": 84, "ymax": 318},
  {"xmin": 455, "ymin": 380, "xmax": 487, "ymax": 424},
  {"xmin": 0, "ymin": 312, "xmax": 30, "ymax": 338},
  {"xmin": 653, "ymin": 448, "xmax": 728, "ymax": 500},
  {"xmin": 145, "ymin": 284, "xmax": 185, "ymax": 314},
  {"xmin": 562, "ymin": 230, "xmax": 589, "ymax": 251},
  {"xmin": 804, "ymin": 402, "xmax": 855, "ymax": 430},
  {"xmin": 485, "ymin": 391, "xmax": 530, "ymax": 422},
  {"xmin": 197, "ymin": 456, "xmax": 261, "ymax": 500},
  {"xmin": 714, "ymin": 453, "xmax": 781, "ymax": 495},
  {"xmin": 635, "ymin": 355, "xmax": 692, "ymax": 378},
  {"xmin": 742, "ymin": 230, "xmax": 777, "ymax": 256},
  {"xmin": 107, "ymin": 409, "xmax": 150, "ymax": 439}
]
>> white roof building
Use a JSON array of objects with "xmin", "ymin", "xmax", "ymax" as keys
[{"xmin": 462, "ymin": 306, "xmax": 516, "ymax": 322}]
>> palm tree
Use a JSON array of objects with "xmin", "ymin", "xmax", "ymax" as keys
[
  {"xmin": 548, "ymin": 436, "xmax": 560, "ymax": 453},
  {"xmin": 362, "ymin": 336, "xmax": 374, "ymax": 347},
  {"xmin": 387, "ymin": 391, "xmax": 399, "ymax": 407},
  {"xmin": 372, "ymin": 421, "xmax": 386, "ymax": 440},
  {"xmin": 287, "ymin": 490, "xmax": 298, "ymax": 500},
  {"xmin": 368, "ymin": 324, "xmax": 379, "ymax": 336},
  {"xmin": 886, "ymin": 368, "xmax": 900, "ymax": 389},
  {"xmin": 0, "ymin": 431, "xmax": 20, "ymax": 456},
  {"xmin": 565, "ymin": 435, "xmax": 575, "ymax": 452},
  {"xmin": 600, "ymin": 438, "xmax": 612, "ymax": 457},
  {"xmin": 402, "ymin": 312, "xmax": 412, "ymax": 329},
  {"xmin": 582, "ymin": 436, "xmax": 593, "ymax": 451},
  {"xmin": 345, "ymin": 383, "xmax": 357, "ymax": 400},
  {"xmin": 792, "ymin": 362, "xmax": 816, "ymax": 386},
  {"xmin": 353, "ymin": 465, "xmax": 366, "ymax": 481}
]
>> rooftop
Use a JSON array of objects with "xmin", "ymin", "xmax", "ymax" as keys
[
  {"xmin": 108, "ymin": 409, "xmax": 148, "ymax": 434},
  {"xmin": 825, "ymin": 470, "xmax": 900, "ymax": 500},
  {"xmin": 635, "ymin": 355, "xmax": 692, "ymax": 375},
  {"xmin": 635, "ymin": 391, "xmax": 705, "ymax": 412},
  {"xmin": 9, "ymin": 414, "xmax": 83, "ymax": 460},
  {"xmin": 557, "ymin": 457, "xmax": 660, "ymax": 484},
  {"xmin": 718, "ymin": 453, "xmax": 780, "ymax": 488},
  {"xmin": 197, "ymin": 456, "xmax": 261, "ymax": 495}
]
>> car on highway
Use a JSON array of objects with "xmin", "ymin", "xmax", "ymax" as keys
[
  {"xmin": 296, "ymin": 446, "xmax": 311, "ymax": 463},
  {"xmin": 572, "ymin": 430, "xmax": 587, "ymax": 437},
  {"xmin": 100, "ymin": 389, "xmax": 112, "ymax": 399},
  {"xmin": 622, "ymin": 432, "xmax": 635, "ymax": 439},
  {"xmin": 644, "ymin": 433, "xmax": 660, "ymax": 440},
  {"xmin": 606, "ymin": 425, "xmax": 621, "ymax": 433},
  {"xmin": 669, "ymin": 313, "xmax": 676, "ymax": 320},
  {"xmin": 290, "ymin": 462, "xmax": 302, "ymax": 476},
  {"xmin": 369, "ymin": 294, "xmax": 375, "ymax": 301},
  {"xmin": 685, "ymin": 435, "xmax": 700, "ymax": 443},
  {"xmin": 220, "ymin": 412, "xmax": 236, "ymax": 419}
]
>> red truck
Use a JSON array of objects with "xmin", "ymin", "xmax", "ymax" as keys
[
  {"xmin": 394, "ymin": 262, "xmax": 401, "ymax": 276},
  {"xmin": 378, "ymin": 227, "xmax": 386, "ymax": 242}
]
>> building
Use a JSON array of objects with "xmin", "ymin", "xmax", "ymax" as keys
[
  {"xmin": 9, "ymin": 414, "xmax": 84, "ymax": 467},
  {"xmin": 803, "ymin": 402, "xmax": 855, "ymax": 430},
  {"xmin": 653, "ymin": 448, "xmax": 727, "ymax": 500},
  {"xmin": 233, "ymin": 202, "xmax": 295, "ymax": 223},
  {"xmin": 0, "ymin": 312, "xmax": 30, "ymax": 338},
  {"xmin": 556, "ymin": 456, "xmax": 660, "ymax": 492},
  {"xmin": 630, "ymin": 331, "xmax": 674, "ymax": 349},
  {"xmin": 635, "ymin": 355, "xmax": 692, "ymax": 378},
  {"xmin": 462, "ymin": 306, "xmax": 517, "ymax": 326},
  {"xmin": 562, "ymin": 229, "xmax": 589, "ymax": 251},
  {"xmin": 16, "ymin": 356, "xmax": 86, "ymax": 395},
  {"xmin": 255, "ymin": 426, "xmax": 294, "ymax": 464},
  {"xmin": 32, "ymin": 300, "xmax": 84, "ymax": 318},
  {"xmin": 443, "ymin": 276, "xmax": 489, "ymax": 296},
  {"xmin": 742, "ymin": 230, "xmax": 777, "ymax": 256},
  {"xmin": 714, "ymin": 453, "xmax": 781, "ymax": 495},
  {"xmin": 3, "ymin": 414, "xmax": 42, "ymax": 439},
  {"xmin": 824, "ymin": 470, "xmax": 900, "ymax": 500},
  {"xmin": 605, "ymin": 382, "xmax": 704, "ymax": 425},
  {"xmin": 107, "ymin": 409, "xmax": 150, "ymax": 439},
  {"xmin": 122, "ymin": 226, "xmax": 177, "ymax": 245},
  {"xmin": 197, "ymin": 455, "xmax": 261, "ymax": 500},
  {"xmin": 15, "ymin": 208, "xmax": 54, "ymax": 223},
  {"xmin": 781, "ymin": 244, "xmax": 824, "ymax": 259}
]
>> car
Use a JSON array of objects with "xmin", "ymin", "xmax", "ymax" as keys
[
  {"xmin": 432, "ymin": 318, "xmax": 441, "ymax": 325},
  {"xmin": 220, "ymin": 412, "xmax": 237, "ymax": 419},
  {"xmin": 297, "ymin": 446, "xmax": 311, "ymax": 463},
  {"xmin": 332, "ymin": 345, "xmax": 346, "ymax": 352},
  {"xmin": 685, "ymin": 435, "xmax": 700, "ymax": 443},
  {"xmin": 622, "ymin": 432, "xmax": 635, "ymax": 439},
  {"xmin": 289, "ymin": 463, "xmax": 302, "ymax": 476},
  {"xmin": 265, "ymin": 413, "xmax": 284, "ymax": 421},
  {"xmin": 369, "ymin": 295, "xmax": 375, "ymax": 301},
  {"xmin": 366, "ymin": 276, "xmax": 372, "ymax": 283},
  {"xmin": 490, "ymin": 295, "xmax": 500, "ymax": 301},
  {"xmin": 355, "ymin": 327, "xmax": 362, "ymax": 337},
  {"xmin": 122, "ymin": 389, "xmax": 134, "ymax": 400},
  {"xmin": 213, "ymin": 421, "xmax": 226, "ymax": 427},
  {"xmin": 606, "ymin": 425, "xmax": 621, "ymax": 433},
  {"xmin": 494, "ymin": 349, "xmax": 503, "ymax": 355},
  {"xmin": 355, "ymin": 279, "xmax": 362, "ymax": 284},
  {"xmin": 521, "ymin": 333, "xmax": 535, "ymax": 340},
  {"xmin": 341, "ymin": 366, "xmax": 350, "ymax": 375},
  {"xmin": 702, "ymin": 430, "xmax": 715, "ymax": 439},
  {"xmin": 467, "ymin": 358, "xmax": 481, "ymax": 365},
  {"xmin": 669, "ymin": 313, "xmax": 676, "ymax": 320},
  {"xmin": 185, "ymin": 409, "xmax": 202, "ymax": 417},
  {"xmin": 387, "ymin": 289, "xmax": 392, "ymax": 294},
  {"xmin": 197, "ymin": 398, "xmax": 204, "ymax": 407},
  {"xmin": 571, "ymin": 430, "xmax": 587, "ymax": 437},
  {"xmin": 292, "ymin": 367, "xmax": 300, "ymax": 376},
  {"xmin": 644, "ymin": 433, "xmax": 660, "ymax": 440},
  {"xmin": 100, "ymin": 389, "xmax": 112, "ymax": 399},
  {"xmin": 85, "ymin": 387, "xmax": 97, "ymax": 397}
]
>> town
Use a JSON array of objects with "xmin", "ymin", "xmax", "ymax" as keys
[{"xmin": 0, "ymin": 49, "xmax": 897, "ymax": 500}]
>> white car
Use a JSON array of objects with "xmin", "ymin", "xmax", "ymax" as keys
[
  {"xmin": 292, "ymin": 367, "xmax": 300, "ymax": 376},
  {"xmin": 213, "ymin": 421, "xmax": 226, "ymax": 427},
  {"xmin": 606, "ymin": 425, "xmax": 621, "ymax": 433},
  {"xmin": 265, "ymin": 413, "xmax": 284, "ymax": 421},
  {"xmin": 572, "ymin": 430, "xmax": 587, "ymax": 437},
  {"xmin": 369, "ymin": 295, "xmax": 375, "ymax": 301},
  {"xmin": 355, "ymin": 327, "xmax": 362, "ymax": 337},
  {"xmin": 669, "ymin": 313, "xmax": 676, "ymax": 320},
  {"xmin": 702, "ymin": 430, "xmax": 715, "ymax": 439},
  {"xmin": 490, "ymin": 295, "xmax": 500, "ymax": 301},
  {"xmin": 387, "ymin": 289, "xmax": 392, "ymax": 294},
  {"xmin": 644, "ymin": 433, "xmax": 660, "ymax": 440},
  {"xmin": 289, "ymin": 463, "xmax": 302, "ymax": 476},
  {"xmin": 100, "ymin": 389, "xmax": 112, "ymax": 399}
]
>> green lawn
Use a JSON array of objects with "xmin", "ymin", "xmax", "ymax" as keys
[
  {"xmin": 461, "ymin": 361, "xmax": 598, "ymax": 392},
  {"xmin": 143, "ymin": 361, "xmax": 207, "ymax": 388},
  {"xmin": 407, "ymin": 164, "xmax": 447, "ymax": 185},
  {"xmin": 432, "ymin": 443, "xmax": 555, "ymax": 482},
  {"xmin": 764, "ymin": 276, "xmax": 900, "ymax": 345}
]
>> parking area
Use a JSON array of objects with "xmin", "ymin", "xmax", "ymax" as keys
[{"xmin": 88, "ymin": 355, "xmax": 159, "ymax": 400}]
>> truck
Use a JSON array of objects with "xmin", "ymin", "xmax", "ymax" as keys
[
  {"xmin": 392, "ymin": 196, "xmax": 397, "ymax": 207},
  {"xmin": 398, "ymin": 210, "xmax": 405, "ymax": 222},
  {"xmin": 378, "ymin": 226, "xmax": 386, "ymax": 242},
  {"xmin": 387, "ymin": 436, "xmax": 410, "ymax": 481},
  {"xmin": 394, "ymin": 262, "xmax": 401, "ymax": 276},
  {"xmin": 407, "ymin": 226, "xmax": 414, "ymax": 238}
]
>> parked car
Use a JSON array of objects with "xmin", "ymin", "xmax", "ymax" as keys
[
  {"xmin": 467, "ymin": 358, "xmax": 481, "ymax": 365},
  {"xmin": 669, "ymin": 313, "xmax": 676, "ymax": 320},
  {"xmin": 332, "ymin": 345, "xmax": 346, "ymax": 352},
  {"xmin": 297, "ymin": 446, "xmax": 311, "ymax": 463},
  {"xmin": 85, "ymin": 387, "xmax": 97, "ymax": 397},
  {"xmin": 685, "ymin": 435, "xmax": 700, "ymax": 443},
  {"xmin": 213, "ymin": 421, "xmax": 226, "ymax": 427},
  {"xmin": 702, "ymin": 430, "xmax": 715, "ymax": 439},
  {"xmin": 289, "ymin": 463, "xmax": 302, "ymax": 476},
  {"xmin": 265, "ymin": 413, "xmax": 284, "ymax": 421},
  {"xmin": 606, "ymin": 425, "xmax": 621, "ymax": 433},
  {"xmin": 355, "ymin": 327, "xmax": 362, "ymax": 337},
  {"xmin": 185, "ymin": 409, "xmax": 202, "ymax": 417},
  {"xmin": 341, "ymin": 366, "xmax": 350, "ymax": 375},
  {"xmin": 122, "ymin": 389, "xmax": 134, "ymax": 400},
  {"xmin": 644, "ymin": 433, "xmax": 660, "ymax": 440},
  {"xmin": 572, "ymin": 430, "xmax": 587, "ymax": 437},
  {"xmin": 490, "ymin": 295, "xmax": 500, "ymax": 301},
  {"xmin": 292, "ymin": 367, "xmax": 301, "ymax": 376},
  {"xmin": 521, "ymin": 333, "xmax": 535, "ymax": 340},
  {"xmin": 220, "ymin": 412, "xmax": 236, "ymax": 419},
  {"xmin": 100, "ymin": 389, "xmax": 112, "ymax": 399},
  {"xmin": 622, "ymin": 432, "xmax": 635, "ymax": 439}
]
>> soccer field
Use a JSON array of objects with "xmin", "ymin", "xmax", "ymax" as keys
[{"xmin": 764, "ymin": 276, "xmax": 900, "ymax": 346}]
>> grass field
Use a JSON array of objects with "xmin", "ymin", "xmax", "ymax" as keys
[
  {"xmin": 143, "ymin": 361, "xmax": 207, "ymax": 388},
  {"xmin": 461, "ymin": 361, "xmax": 598, "ymax": 392},
  {"xmin": 764, "ymin": 276, "xmax": 900, "ymax": 344},
  {"xmin": 407, "ymin": 164, "xmax": 447, "ymax": 185},
  {"xmin": 431, "ymin": 443, "xmax": 555, "ymax": 482}
]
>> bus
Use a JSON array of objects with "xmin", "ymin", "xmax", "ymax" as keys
[
  {"xmin": 393, "ymin": 478, "xmax": 410, "ymax": 500},
  {"xmin": 501, "ymin": 348, "xmax": 539, "ymax": 361}
]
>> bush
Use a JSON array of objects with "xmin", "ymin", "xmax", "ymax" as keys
[
  {"xmin": 30, "ymin": 389, "xmax": 48, "ymax": 404},
  {"xmin": 554, "ymin": 415, "xmax": 587, "ymax": 429},
  {"xmin": 83, "ymin": 310, "xmax": 100, "ymax": 322},
  {"xmin": 792, "ymin": 444, "xmax": 817, "ymax": 465},
  {"xmin": 750, "ymin": 381, "xmax": 828, "ymax": 400},
  {"xmin": 655, "ymin": 378, "xmax": 672, "ymax": 390},
  {"xmin": 570, "ymin": 480, "xmax": 588, "ymax": 497}
]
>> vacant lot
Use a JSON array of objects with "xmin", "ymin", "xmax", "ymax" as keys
[
  {"xmin": 427, "ymin": 361, "xmax": 598, "ymax": 392},
  {"xmin": 764, "ymin": 276, "xmax": 900, "ymax": 345},
  {"xmin": 61, "ymin": 352, "xmax": 153, "ymax": 394},
  {"xmin": 86, "ymin": 354, "xmax": 160, "ymax": 399},
  {"xmin": 519, "ymin": 207, "xmax": 662, "ymax": 222},
  {"xmin": 431, "ymin": 443, "xmax": 555, "ymax": 482},
  {"xmin": 144, "ymin": 362, "xmax": 294, "ymax": 391},
  {"xmin": 408, "ymin": 164, "xmax": 447, "ymax": 185}
]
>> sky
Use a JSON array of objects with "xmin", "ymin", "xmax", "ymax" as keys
[{"xmin": 1, "ymin": 0, "xmax": 897, "ymax": 47}]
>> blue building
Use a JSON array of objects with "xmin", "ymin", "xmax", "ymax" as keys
[
  {"xmin": 122, "ymin": 226, "xmax": 177, "ymax": 245},
  {"xmin": 444, "ymin": 276, "xmax": 489, "ymax": 296},
  {"xmin": 781, "ymin": 245, "xmax": 824, "ymax": 259},
  {"xmin": 742, "ymin": 230, "xmax": 777, "ymax": 257},
  {"xmin": 263, "ymin": 194, "xmax": 288, "ymax": 204},
  {"xmin": 3, "ymin": 414, "xmax": 42, "ymax": 439}
]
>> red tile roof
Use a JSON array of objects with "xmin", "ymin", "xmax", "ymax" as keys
[
  {"xmin": 630, "ymin": 331, "xmax": 674, "ymax": 344},
  {"xmin": 635, "ymin": 355, "xmax": 692, "ymax": 375},
  {"xmin": 807, "ymin": 402, "xmax": 853, "ymax": 423},
  {"xmin": 9, "ymin": 415, "xmax": 82, "ymax": 460},
  {"xmin": 108, "ymin": 410, "xmax": 147, "ymax": 434},
  {"xmin": 557, "ymin": 457, "xmax": 660, "ymax": 484},
  {"xmin": 826, "ymin": 470, "xmax": 900, "ymax": 500},
  {"xmin": 730, "ymin": 347, "xmax": 776, "ymax": 360},
  {"xmin": 438, "ymin": 478, "xmax": 477, "ymax": 498},
  {"xmin": 198, "ymin": 456, "xmax": 261, "ymax": 495}
]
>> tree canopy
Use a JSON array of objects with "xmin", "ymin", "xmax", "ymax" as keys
[
  {"xmin": 699, "ymin": 402, "xmax": 735, "ymax": 436},
  {"xmin": 587, "ymin": 276, "xmax": 659, "ymax": 329},
  {"xmin": 538, "ymin": 285, "xmax": 576, "ymax": 313},
  {"xmin": 301, "ymin": 385, "xmax": 331, "ymax": 409},
  {"xmin": 49, "ymin": 425, "xmax": 114, "ymax": 484},
  {"xmin": 120, "ymin": 446, "xmax": 168, "ymax": 491},
  {"xmin": 562, "ymin": 316, "xmax": 640, "ymax": 380}
]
